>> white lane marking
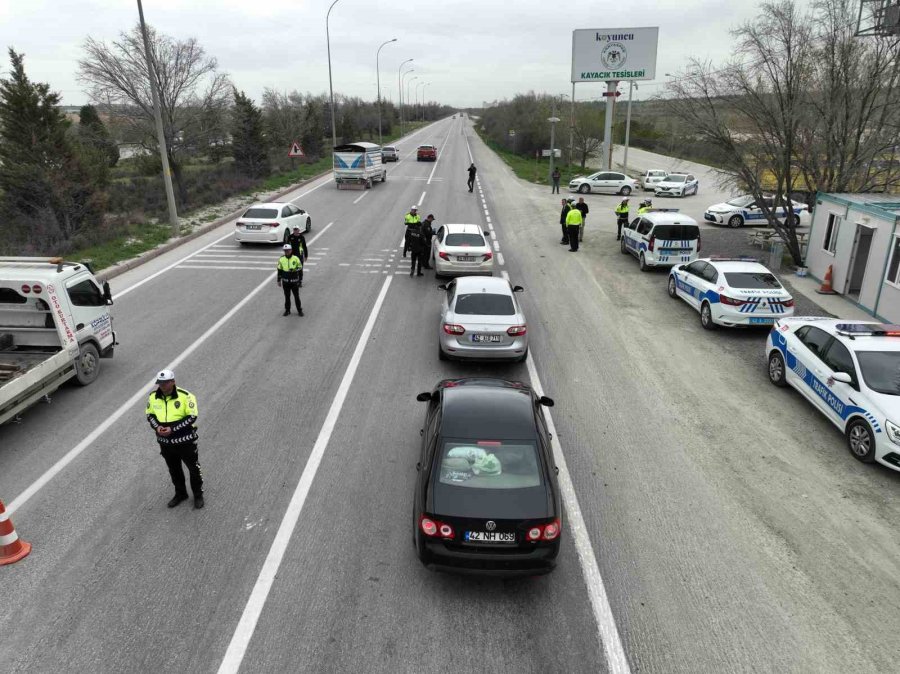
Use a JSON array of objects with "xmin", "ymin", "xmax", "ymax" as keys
[
  {"xmin": 175, "ymin": 266, "xmax": 273, "ymax": 271},
  {"xmin": 427, "ymin": 123, "xmax": 456, "ymax": 186},
  {"xmin": 498, "ymin": 253, "xmax": 505, "ymax": 266},
  {"xmin": 339, "ymin": 263, "xmax": 350, "ymax": 267},
  {"xmin": 419, "ymin": 190, "xmax": 426, "ymax": 205},
  {"xmin": 7, "ymin": 221, "xmax": 336, "ymax": 515},
  {"xmin": 217, "ymin": 276, "xmax": 394, "ymax": 673},
  {"xmin": 486, "ymin": 216, "xmax": 491, "ymax": 223},
  {"xmin": 193, "ymin": 254, "xmax": 276, "ymax": 260},
  {"xmin": 492, "ymin": 240, "xmax": 500, "ymax": 252},
  {"xmin": 500, "ymin": 270, "xmax": 510, "ymax": 281},
  {"xmin": 524, "ymin": 354, "xmax": 632, "ymax": 674},
  {"xmin": 353, "ymin": 192, "xmax": 368, "ymax": 205}
]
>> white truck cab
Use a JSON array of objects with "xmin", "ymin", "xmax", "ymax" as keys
[{"xmin": 1, "ymin": 257, "xmax": 116, "ymax": 425}]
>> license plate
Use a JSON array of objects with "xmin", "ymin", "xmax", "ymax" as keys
[
  {"xmin": 245, "ymin": 224, "xmax": 262, "ymax": 230},
  {"xmin": 457, "ymin": 256, "xmax": 476, "ymax": 262},
  {"xmin": 465, "ymin": 531, "xmax": 515, "ymax": 543},
  {"xmin": 750, "ymin": 317, "xmax": 775, "ymax": 324},
  {"xmin": 471, "ymin": 334, "xmax": 501, "ymax": 343}
]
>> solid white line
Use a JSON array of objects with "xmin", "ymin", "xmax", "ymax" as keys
[
  {"xmin": 427, "ymin": 123, "xmax": 456, "ymax": 186},
  {"xmin": 194, "ymin": 254, "xmax": 276, "ymax": 260},
  {"xmin": 500, "ymin": 270, "xmax": 510, "ymax": 281},
  {"xmin": 524, "ymin": 354, "xmax": 632, "ymax": 674},
  {"xmin": 353, "ymin": 192, "xmax": 368, "ymax": 205},
  {"xmin": 175, "ymin": 266, "xmax": 271, "ymax": 271},
  {"xmin": 419, "ymin": 190, "xmax": 426, "ymax": 205},
  {"xmin": 498, "ymin": 252, "xmax": 505, "ymax": 266},
  {"xmin": 7, "ymin": 221, "xmax": 336, "ymax": 516},
  {"xmin": 492, "ymin": 240, "xmax": 500, "ymax": 252},
  {"xmin": 217, "ymin": 276, "xmax": 394, "ymax": 674}
]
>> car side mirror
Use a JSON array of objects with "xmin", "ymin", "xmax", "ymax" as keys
[
  {"xmin": 677, "ymin": 265, "xmax": 685, "ymax": 271},
  {"xmin": 416, "ymin": 392, "xmax": 434, "ymax": 402},
  {"xmin": 512, "ymin": 285, "xmax": 524, "ymax": 292},
  {"xmin": 831, "ymin": 372, "xmax": 853, "ymax": 384},
  {"xmin": 437, "ymin": 284, "xmax": 448, "ymax": 291},
  {"xmin": 103, "ymin": 281, "xmax": 114, "ymax": 305},
  {"xmin": 539, "ymin": 396, "xmax": 555, "ymax": 407},
  {"xmin": 484, "ymin": 230, "xmax": 491, "ymax": 238}
]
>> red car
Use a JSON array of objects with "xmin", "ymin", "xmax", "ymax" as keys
[{"xmin": 417, "ymin": 144, "xmax": 437, "ymax": 161}]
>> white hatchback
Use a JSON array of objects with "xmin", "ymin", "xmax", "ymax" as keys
[
  {"xmin": 234, "ymin": 202, "xmax": 311, "ymax": 244},
  {"xmin": 432, "ymin": 224, "xmax": 494, "ymax": 277}
]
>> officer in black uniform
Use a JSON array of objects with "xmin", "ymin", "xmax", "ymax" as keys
[
  {"xmin": 407, "ymin": 222, "xmax": 426, "ymax": 277},
  {"xmin": 286, "ymin": 226, "xmax": 309, "ymax": 286},
  {"xmin": 421, "ymin": 214, "xmax": 435, "ymax": 269},
  {"xmin": 146, "ymin": 369, "xmax": 204, "ymax": 509}
]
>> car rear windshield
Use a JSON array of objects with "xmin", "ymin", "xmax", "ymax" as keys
[
  {"xmin": 856, "ymin": 351, "xmax": 900, "ymax": 395},
  {"xmin": 666, "ymin": 175, "xmax": 687, "ymax": 183},
  {"xmin": 724, "ymin": 272, "xmax": 782, "ymax": 289},
  {"xmin": 384, "ymin": 146, "xmax": 396, "ymax": 151},
  {"xmin": 438, "ymin": 440, "xmax": 541, "ymax": 489},
  {"xmin": 242, "ymin": 208, "xmax": 279, "ymax": 219},
  {"xmin": 653, "ymin": 225, "xmax": 700, "ymax": 240},
  {"xmin": 446, "ymin": 233, "xmax": 484, "ymax": 247},
  {"xmin": 454, "ymin": 293, "xmax": 515, "ymax": 315}
]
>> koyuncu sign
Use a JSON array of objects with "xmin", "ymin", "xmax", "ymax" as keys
[{"xmin": 571, "ymin": 27, "xmax": 659, "ymax": 82}]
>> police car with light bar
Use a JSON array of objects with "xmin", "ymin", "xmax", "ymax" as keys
[
  {"xmin": 668, "ymin": 257, "xmax": 794, "ymax": 329},
  {"xmin": 766, "ymin": 319, "xmax": 900, "ymax": 472},
  {"xmin": 704, "ymin": 195, "xmax": 809, "ymax": 228},
  {"xmin": 621, "ymin": 209, "xmax": 702, "ymax": 271}
]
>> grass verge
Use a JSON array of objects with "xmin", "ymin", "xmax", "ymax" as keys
[
  {"xmin": 76, "ymin": 222, "xmax": 178, "ymax": 272},
  {"xmin": 474, "ymin": 127, "xmax": 598, "ymax": 187}
]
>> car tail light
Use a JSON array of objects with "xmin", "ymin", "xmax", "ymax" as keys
[
  {"xmin": 773, "ymin": 298, "xmax": 794, "ymax": 307},
  {"xmin": 268, "ymin": 222, "xmax": 279, "ymax": 229},
  {"xmin": 237, "ymin": 221, "xmax": 245, "ymax": 228},
  {"xmin": 419, "ymin": 515, "xmax": 454, "ymax": 539},
  {"xmin": 443, "ymin": 323, "xmax": 465, "ymax": 335},
  {"xmin": 719, "ymin": 294, "xmax": 746, "ymax": 306},
  {"xmin": 648, "ymin": 235, "xmax": 656, "ymax": 252},
  {"xmin": 438, "ymin": 252, "xmax": 450, "ymax": 261},
  {"xmin": 527, "ymin": 527, "xmax": 542, "ymax": 541},
  {"xmin": 526, "ymin": 519, "xmax": 561, "ymax": 542},
  {"xmin": 438, "ymin": 523, "xmax": 454, "ymax": 538},
  {"xmin": 20, "ymin": 284, "xmax": 31, "ymax": 294},
  {"xmin": 32, "ymin": 285, "xmax": 42, "ymax": 294},
  {"xmin": 507, "ymin": 325, "xmax": 527, "ymax": 336},
  {"xmin": 542, "ymin": 519, "xmax": 560, "ymax": 540},
  {"xmin": 483, "ymin": 251, "xmax": 493, "ymax": 261}
]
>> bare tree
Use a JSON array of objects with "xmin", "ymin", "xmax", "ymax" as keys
[
  {"xmin": 261, "ymin": 88, "xmax": 307, "ymax": 152},
  {"xmin": 78, "ymin": 24, "xmax": 231, "ymax": 204},
  {"xmin": 572, "ymin": 105, "xmax": 604, "ymax": 168}
]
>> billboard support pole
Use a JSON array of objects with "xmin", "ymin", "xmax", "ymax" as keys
[
  {"xmin": 602, "ymin": 80, "xmax": 617, "ymax": 170},
  {"xmin": 568, "ymin": 82, "xmax": 575, "ymax": 168}
]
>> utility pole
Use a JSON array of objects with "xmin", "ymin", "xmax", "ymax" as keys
[
  {"xmin": 568, "ymin": 83, "xmax": 575, "ymax": 169},
  {"xmin": 398, "ymin": 59, "xmax": 413, "ymax": 137},
  {"xmin": 136, "ymin": 0, "xmax": 178, "ymax": 235},
  {"xmin": 548, "ymin": 98, "xmax": 560, "ymax": 183},
  {"xmin": 326, "ymin": 0, "xmax": 342, "ymax": 151},
  {"xmin": 623, "ymin": 81, "xmax": 637, "ymax": 176},
  {"xmin": 601, "ymin": 80, "xmax": 618, "ymax": 170},
  {"xmin": 376, "ymin": 38, "xmax": 397, "ymax": 146}
]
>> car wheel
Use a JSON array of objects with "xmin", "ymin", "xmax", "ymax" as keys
[
  {"xmin": 438, "ymin": 344, "xmax": 448, "ymax": 361},
  {"xmin": 639, "ymin": 253, "xmax": 649, "ymax": 271},
  {"xmin": 728, "ymin": 215, "xmax": 744, "ymax": 228},
  {"xmin": 74, "ymin": 343, "xmax": 101, "ymax": 386},
  {"xmin": 667, "ymin": 275, "xmax": 678, "ymax": 298},
  {"xmin": 767, "ymin": 351, "xmax": 788, "ymax": 387},
  {"xmin": 578, "ymin": 184, "xmax": 590, "ymax": 194},
  {"xmin": 700, "ymin": 302, "xmax": 718, "ymax": 330},
  {"xmin": 846, "ymin": 418, "xmax": 876, "ymax": 463},
  {"xmin": 305, "ymin": 217, "xmax": 311, "ymax": 233},
  {"xmin": 620, "ymin": 238, "xmax": 628, "ymax": 254},
  {"xmin": 621, "ymin": 186, "xmax": 632, "ymax": 196}
]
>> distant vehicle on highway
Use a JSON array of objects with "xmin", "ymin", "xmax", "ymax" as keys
[
  {"xmin": 640, "ymin": 169, "xmax": 669, "ymax": 191},
  {"xmin": 437, "ymin": 276, "xmax": 528, "ymax": 362},
  {"xmin": 333, "ymin": 141, "xmax": 386, "ymax": 188},
  {"xmin": 413, "ymin": 378, "xmax": 561, "ymax": 575},
  {"xmin": 766, "ymin": 319, "xmax": 900, "ymax": 473},
  {"xmin": 431, "ymin": 223, "xmax": 494, "ymax": 277},
  {"xmin": 568, "ymin": 171, "xmax": 638, "ymax": 195},
  {"xmin": 654, "ymin": 173, "xmax": 699, "ymax": 198},
  {"xmin": 417, "ymin": 144, "xmax": 437, "ymax": 161},
  {"xmin": 704, "ymin": 194, "xmax": 809, "ymax": 228},
  {"xmin": 382, "ymin": 146, "xmax": 399, "ymax": 162},
  {"xmin": 668, "ymin": 257, "xmax": 794, "ymax": 329},
  {"xmin": 621, "ymin": 210, "xmax": 702, "ymax": 271},
  {"xmin": 234, "ymin": 202, "xmax": 311, "ymax": 245}
]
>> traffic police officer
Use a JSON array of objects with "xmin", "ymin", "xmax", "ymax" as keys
[
  {"xmin": 421, "ymin": 214, "xmax": 436, "ymax": 269},
  {"xmin": 565, "ymin": 203, "xmax": 583, "ymax": 252},
  {"xmin": 146, "ymin": 369, "xmax": 204, "ymax": 509},
  {"xmin": 277, "ymin": 243, "xmax": 303, "ymax": 316},
  {"xmin": 638, "ymin": 199, "xmax": 652, "ymax": 216},
  {"xmin": 407, "ymin": 222, "xmax": 426, "ymax": 276},
  {"xmin": 403, "ymin": 205, "xmax": 421, "ymax": 257},
  {"xmin": 286, "ymin": 226, "xmax": 309, "ymax": 286},
  {"xmin": 615, "ymin": 198, "xmax": 630, "ymax": 240}
]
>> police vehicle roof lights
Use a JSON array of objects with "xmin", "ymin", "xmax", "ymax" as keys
[
  {"xmin": 706, "ymin": 256, "xmax": 760, "ymax": 263},
  {"xmin": 646, "ymin": 208, "xmax": 680, "ymax": 213},
  {"xmin": 835, "ymin": 323, "xmax": 900, "ymax": 337}
]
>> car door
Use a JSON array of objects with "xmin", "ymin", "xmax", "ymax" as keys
[
  {"xmin": 432, "ymin": 226, "xmax": 445, "ymax": 261},
  {"xmin": 790, "ymin": 326, "xmax": 837, "ymax": 415},
  {"xmin": 819, "ymin": 339, "xmax": 860, "ymax": 427},
  {"xmin": 682, "ymin": 261, "xmax": 709, "ymax": 309},
  {"xmin": 687, "ymin": 175, "xmax": 697, "ymax": 194},
  {"xmin": 64, "ymin": 273, "xmax": 109, "ymax": 343},
  {"xmin": 744, "ymin": 199, "xmax": 765, "ymax": 223},
  {"xmin": 606, "ymin": 173, "xmax": 626, "ymax": 193},
  {"xmin": 622, "ymin": 217, "xmax": 641, "ymax": 255}
]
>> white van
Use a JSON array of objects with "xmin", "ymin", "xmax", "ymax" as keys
[
  {"xmin": 333, "ymin": 141, "xmax": 386, "ymax": 189},
  {"xmin": 641, "ymin": 169, "xmax": 669, "ymax": 191},
  {"xmin": 621, "ymin": 210, "xmax": 702, "ymax": 271}
]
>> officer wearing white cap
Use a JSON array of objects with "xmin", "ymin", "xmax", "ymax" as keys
[
  {"xmin": 276, "ymin": 243, "xmax": 303, "ymax": 316},
  {"xmin": 403, "ymin": 205, "xmax": 421, "ymax": 257},
  {"xmin": 145, "ymin": 369, "xmax": 204, "ymax": 509}
]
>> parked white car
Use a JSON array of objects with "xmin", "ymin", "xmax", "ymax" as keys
[
  {"xmin": 568, "ymin": 171, "xmax": 638, "ymax": 195},
  {"xmin": 640, "ymin": 169, "xmax": 669, "ymax": 191},
  {"xmin": 704, "ymin": 195, "xmax": 809, "ymax": 228},
  {"xmin": 654, "ymin": 173, "xmax": 699, "ymax": 197},
  {"xmin": 234, "ymin": 202, "xmax": 311, "ymax": 245},
  {"xmin": 431, "ymin": 223, "xmax": 495, "ymax": 277}
]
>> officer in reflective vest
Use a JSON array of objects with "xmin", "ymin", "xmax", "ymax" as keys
[
  {"xmin": 637, "ymin": 199, "xmax": 652, "ymax": 216},
  {"xmin": 615, "ymin": 198, "xmax": 630, "ymax": 241},
  {"xmin": 565, "ymin": 205, "xmax": 583, "ymax": 252},
  {"xmin": 277, "ymin": 243, "xmax": 303, "ymax": 316},
  {"xmin": 146, "ymin": 369, "xmax": 203, "ymax": 509},
  {"xmin": 403, "ymin": 205, "xmax": 421, "ymax": 257}
]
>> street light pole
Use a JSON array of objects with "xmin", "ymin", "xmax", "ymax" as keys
[
  {"xmin": 623, "ymin": 81, "xmax": 637, "ymax": 176},
  {"xmin": 415, "ymin": 81, "xmax": 425, "ymax": 123},
  {"xmin": 398, "ymin": 59, "xmax": 413, "ymax": 137},
  {"xmin": 376, "ymin": 38, "xmax": 397, "ymax": 146},
  {"xmin": 421, "ymin": 82, "xmax": 430, "ymax": 122},
  {"xmin": 406, "ymin": 76, "xmax": 418, "ymax": 127},
  {"xmin": 326, "ymin": 0, "xmax": 341, "ymax": 151},
  {"xmin": 136, "ymin": 0, "xmax": 178, "ymax": 235},
  {"xmin": 548, "ymin": 98, "xmax": 561, "ymax": 183}
]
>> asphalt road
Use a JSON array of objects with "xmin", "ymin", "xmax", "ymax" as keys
[{"xmin": 2, "ymin": 116, "xmax": 899, "ymax": 674}]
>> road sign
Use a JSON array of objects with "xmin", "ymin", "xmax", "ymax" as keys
[
  {"xmin": 602, "ymin": 91, "xmax": 622, "ymax": 97},
  {"xmin": 571, "ymin": 27, "xmax": 659, "ymax": 82},
  {"xmin": 541, "ymin": 149, "xmax": 561, "ymax": 158},
  {"xmin": 288, "ymin": 141, "xmax": 305, "ymax": 158},
  {"xmin": 508, "ymin": 129, "xmax": 516, "ymax": 137}
]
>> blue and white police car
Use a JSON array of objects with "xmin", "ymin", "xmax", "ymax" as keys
[
  {"xmin": 668, "ymin": 257, "xmax": 794, "ymax": 329},
  {"xmin": 766, "ymin": 319, "xmax": 900, "ymax": 472},
  {"xmin": 654, "ymin": 172, "xmax": 699, "ymax": 198},
  {"xmin": 704, "ymin": 195, "xmax": 809, "ymax": 228},
  {"xmin": 621, "ymin": 210, "xmax": 702, "ymax": 272}
]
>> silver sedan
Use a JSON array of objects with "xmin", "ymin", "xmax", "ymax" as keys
[{"xmin": 437, "ymin": 276, "xmax": 528, "ymax": 362}]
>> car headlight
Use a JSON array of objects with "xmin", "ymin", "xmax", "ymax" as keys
[{"xmin": 886, "ymin": 420, "xmax": 900, "ymax": 445}]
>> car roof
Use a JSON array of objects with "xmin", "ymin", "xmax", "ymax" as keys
[
  {"xmin": 440, "ymin": 379, "xmax": 538, "ymax": 440},
  {"xmin": 704, "ymin": 259, "xmax": 772, "ymax": 274},
  {"xmin": 418, "ymin": 144, "xmax": 435, "ymax": 148},
  {"xmin": 0, "ymin": 259, "xmax": 92, "ymax": 283},
  {"xmin": 453, "ymin": 276, "xmax": 512, "ymax": 294},
  {"xmin": 246, "ymin": 202, "xmax": 290, "ymax": 208},
  {"xmin": 642, "ymin": 212, "xmax": 700, "ymax": 226},
  {"xmin": 786, "ymin": 318, "xmax": 900, "ymax": 353},
  {"xmin": 444, "ymin": 223, "xmax": 483, "ymax": 234}
]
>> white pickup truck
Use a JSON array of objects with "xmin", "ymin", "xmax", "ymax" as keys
[{"xmin": 1, "ymin": 257, "xmax": 116, "ymax": 425}]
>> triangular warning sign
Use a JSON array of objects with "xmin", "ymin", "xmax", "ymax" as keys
[{"xmin": 288, "ymin": 141, "xmax": 305, "ymax": 158}]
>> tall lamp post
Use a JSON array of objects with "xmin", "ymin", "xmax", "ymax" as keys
[
  {"xmin": 415, "ymin": 81, "xmax": 425, "ymax": 123},
  {"xmin": 326, "ymin": 0, "xmax": 342, "ymax": 151},
  {"xmin": 623, "ymin": 81, "xmax": 638, "ymax": 176},
  {"xmin": 376, "ymin": 38, "xmax": 397, "ymax": 146},
  {"xmin": 548, "ymin": 104, "xmax": 561, "ymax": 183},
  {"xmin": 421, "ymin": 82, "xmax": 430, "ymax": 122},
  {"xmin": 398, "ymin": 58, "xmax": 413, "ymax": 137},
  {"xmin": 406, "ymin": 75, "xmax": 418, "ymax": 128},
  {"xmin": 136, "ymin": 0, "xmax": 178, "ymax": 234}
]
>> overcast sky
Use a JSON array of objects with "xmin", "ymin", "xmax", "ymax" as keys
[{"xmin": 1, "ymin": 0, "xmax": 769, "ymax": 108}]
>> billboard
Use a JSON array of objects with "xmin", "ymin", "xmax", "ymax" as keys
[{"xmin": 571, "ymin": 27, "xmax": 659, "ymax": 82}]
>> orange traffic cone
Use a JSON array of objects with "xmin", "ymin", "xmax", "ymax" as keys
[
  {"xmin": 0, "ymin": 499, "xmax": 31, "ymax": 565},
  {"xmin": 816, "ymin": 264, "xmax": 837, "ymax": 295}
]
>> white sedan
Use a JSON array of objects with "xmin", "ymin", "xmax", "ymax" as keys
[
  {"xmin": 766, "ymin": 319, "xmax": 900, "ymax": 473},
  {"xmin": 234, "ymin": 202, "xmax": 311, "ymax": 244},
  {"xmin": 704, "ymin": 195, "xmax": 809, "ymax": 228},
  {"xmin": 431, "ymin": 223, "xmax": 494, "ymax": 277},
  {"xmin": 568, "ymin": 171, "xmax": 638, "ymax": 195},
  {"xmin": 668, "ymin": 257, "xmax": 794, "ymax": 329},
  {"xmin": 654, "ymin": 173, "xmax": 699, "ymax": 197}
]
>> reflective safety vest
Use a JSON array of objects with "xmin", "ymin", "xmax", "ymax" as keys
[
  {"xmin": 565, "ymin": 208, "xmax": 583, "ymax": 226},
  {"xmin": 277, "ymin": 255, "xmax": 302, "ymax": 284},
  {"xmin": 615, "ymin": 203, "xmax": 630, "ymax": 216},
  {"xmin": 146, "ymin": 387, "xmax": 199, "ymax": 445},
  {"xmin": 637, "ymin": 206, "xmax": 650, "ymax": 215},
  {"xmin": 404, "ymin": 213, "xmax": 421, "ymax": 226}
]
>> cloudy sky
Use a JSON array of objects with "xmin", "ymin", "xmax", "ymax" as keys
[{"xmin": 1, "ymin": 0, "xmax": 768, "ymax": 107}]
